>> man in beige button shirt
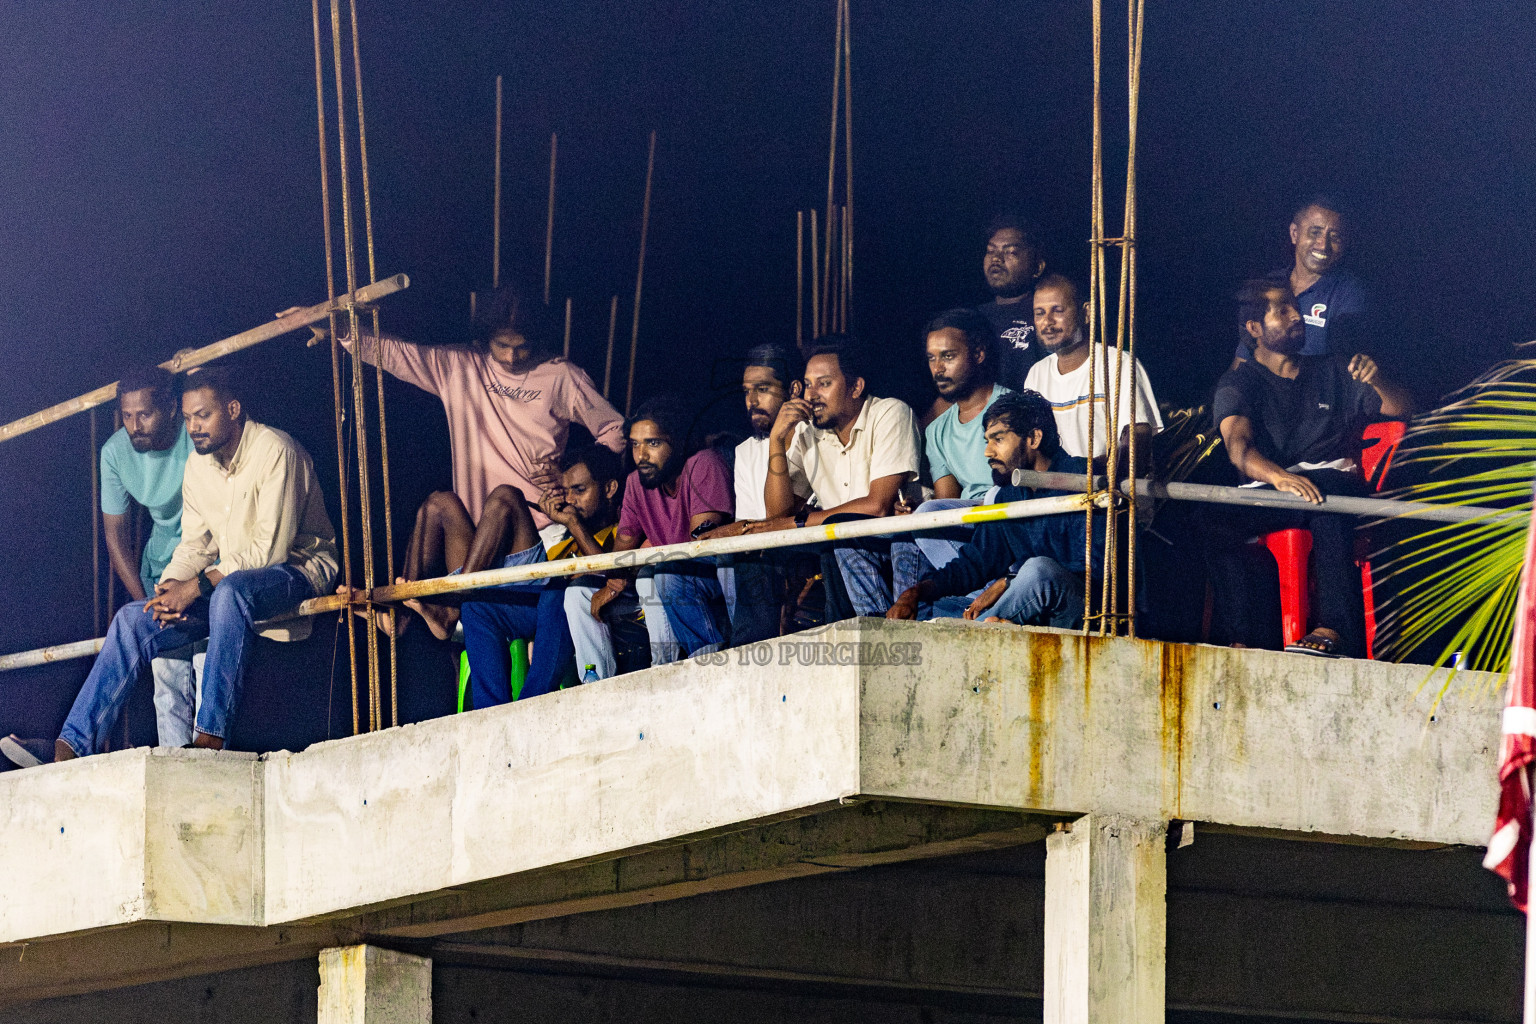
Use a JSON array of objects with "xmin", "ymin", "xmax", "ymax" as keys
[
  {"xmin": 749, "ymin": 335, "xmax": 921, "ymax": 618},
  {"xmin": 39, "ymin": 368, "xmax": 339, "ymax": 764}
]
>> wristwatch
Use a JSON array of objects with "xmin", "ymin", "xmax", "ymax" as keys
[
  {"xmin": 793, "ymin": 508, "xmax": 810, "ymax": 529},
  {"xmin": 196, "ymin": 569, "xmax": 215, "ymax": 598}
]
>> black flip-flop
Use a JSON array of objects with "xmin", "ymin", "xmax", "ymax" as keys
[{"xmin": 1285, "ymin": 631, "xmax": 1342, "ymax": 658}]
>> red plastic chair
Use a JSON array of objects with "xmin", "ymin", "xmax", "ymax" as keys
[{"xmin": 1257, "ymin": 421, "xmax": 1406, "ymax": 656}]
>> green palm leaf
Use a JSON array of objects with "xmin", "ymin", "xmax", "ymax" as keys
[{"xmin": 1376, "ymin": 360, "xmax": 1536, "ymax": 691}]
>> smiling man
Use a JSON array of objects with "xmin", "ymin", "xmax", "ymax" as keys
[
  {"xmin": 8, "ymin": 367, "xmax": 340, "ymax": 765},
  {"xmin": 1229, "ymin": 198, "xmax": 1367, "ymax": 369}
]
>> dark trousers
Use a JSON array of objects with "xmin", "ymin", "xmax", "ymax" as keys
[
  {"xmin": 1202, "ymin": 468, "xmax": 1368, "ymax": 657},
  {"xmin": 460, "ymin": 586, "xmax": 575, "ymax": 707}
]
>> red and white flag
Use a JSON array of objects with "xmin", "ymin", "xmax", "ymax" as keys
[{"xmin": 1485, "ymin": 497, "xmax": 1536, "ymax": 912}]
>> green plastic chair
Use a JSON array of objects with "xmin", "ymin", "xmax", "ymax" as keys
[{"xmin": 457, "ymin": 638, "xmax": 528, "ymax": 713}]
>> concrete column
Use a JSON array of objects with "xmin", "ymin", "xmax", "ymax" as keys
[
  {"xmin": 1044, "ymin": 814, "xmax": 1166, "ymax": 1024},
  {"xmin": 318, "ymin": 944, "xmax": 432, "ymax": 1024}
]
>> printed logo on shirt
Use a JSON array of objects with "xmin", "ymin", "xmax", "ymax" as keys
[
  {"xmin": 1000, "ymin": 324, "xmax": 1034, "ymax": 351},
  {"xmin": 485, "ymin": 380, "xmax": 544, "ymax": 402},
  {"xmin": 1318, "ymin": 402, "xmax": 1331, "ymax": 411},
  {"xmin": 1304, "ymin": 302, "xmax": 1328, "ymax": 328}
]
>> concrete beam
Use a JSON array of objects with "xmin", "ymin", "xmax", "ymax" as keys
[
  {"xmin": 318, "ymin": 945, "xmax": 431, "ymax": 1024},
  {"xmin": 1045, "ymin": 815, "xmax": 1166, "ymax": 1024},
  {"xmin": 0, "ymin": 746, "xmax": 262, "ymax": 943},
  {"xmin": 854, "ymin": 619, "xmax": 1499, "ymax": 845}
]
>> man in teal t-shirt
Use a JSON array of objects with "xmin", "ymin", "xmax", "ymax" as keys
[
  {"xmin": 101, "ymin": 372, "xmax": 193, "ymax": 599},
  {"xmin": 98, "ymin": 366, "xmax": 197, "ymax": 748},
  {"xmin": 893, "ymin": 309, "xmax": 1011, "ymax": 598}
]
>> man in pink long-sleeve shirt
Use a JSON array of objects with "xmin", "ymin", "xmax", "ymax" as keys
[{"xmin": 339, "ymin": 287, "xmax": 625, "ymax": 638}]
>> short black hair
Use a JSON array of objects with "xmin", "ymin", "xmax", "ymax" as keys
[
  {"xmin": 924, "ymin": 308, "xmax": 994, "ymax": 358},
  {"xmin": 802, "ymin": 333, "xmax": 867, "ymax": 389},
  {"xmin": 471, "ymin": 282, "xmax": 557, "ymax": 354},
  {"xmin": 983, "ymin": 389, "xmax": 1060, "ymax": 460},
  {"xmin": 117, "ymin": 365, "xmax": 177, "ymax": 410},
  {"xmin": 743, "ymin": 342, "xmax": 803, "ymax": 390},
  {"xmin": 625, "ymin": 394, "xmax": 694, "ymax": 455},
  {"xmin": 559, "ymin": 442, "xmax": 624, "ymax": 489},
  {"xmin": 1235, "ymin": 277, "xmax": 1294, "ymax": 346},
  {"xmin": 1291, "ymin": 195, "xmax": 1344, "ymax": 226},
  {"xmin": 986, "ymin": 213, "xmax": 1040, "ymax": 254},
  {"xmin": 1033, "ymin": 273, "xmax": 1081, "ymax": 308},
  {"xmin": 182, "ymin": 365, "xmax": 242, "ymax": 406}
]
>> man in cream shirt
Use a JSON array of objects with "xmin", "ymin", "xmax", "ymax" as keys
[
  {"xmin": 24, "ymin": 367, "xmax": 338, "ymax": 764},
  {"xmin": 750, "ymin": 335, "xmax": 921, "ymax": 618}
]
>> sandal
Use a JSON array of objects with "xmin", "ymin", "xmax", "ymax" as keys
[{"xmin": 1285, "ymin": 629, "xmax": 1341, "ymax": 658}]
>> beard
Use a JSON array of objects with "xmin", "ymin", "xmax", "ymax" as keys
[
  {"xmin": 635, "ymin": 457, "xmax": 682, "ymax": 490},
  {"xmin": 986, "ymin": 272, "xmax": 1028, "ymax": 300},
  {"xmin": 749, "ymin": 412, "xmax": 773, "ymax": 439},
  {"xmin": 1267, "ymin": 326, "xmax": 1306, "ymax": 356},
  {"xmin": 991, "ymin": 465, "xmax": 1012, "ymax": 487},
  {"xmin": 129, "ymin": 435, "xmax": 156, "ymax": 453}
]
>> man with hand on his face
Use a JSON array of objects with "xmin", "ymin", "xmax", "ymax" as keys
[
  {"xmin": 333, "ymin": 284, "xmax": 624, "ymax": 640},
  {"xmin": 1208, "ymin": 279, "xmax": 1412, "ymax": 658},
  {"xmin": 749, "ymin": 335, "xmax": 921, "ymax": 618},
  {"xmin": 695, "ymin": 344, "xmax": 806, "ymax": 645},
  {"xmin": 1230, "ymin": 198, "xmax": 1367, "ymax": 371},
  {"xmin": 12, "ymin": 367, "xmax": 339, "ymax": 765},
  {"xmin": 593, "ymin": 397, "xmax": 734, "ymax": 663},
  {"xmin": 887, "ymin": 391, "xmax": 1096, "ymax": 627},
  {"xmin": 457, "ymin": 444, "xmax": 630, "ymax": 704}
]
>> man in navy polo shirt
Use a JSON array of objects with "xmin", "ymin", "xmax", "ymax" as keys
[{"xmin": 1230, "ymin": 198, "xmax": 1366, "ymax": 369}]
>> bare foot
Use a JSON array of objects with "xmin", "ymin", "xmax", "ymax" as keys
[
  {"xmin": 54, "ymin": 739, "xmax": 77, "ymax": 762},
  {"xmin": 404, "ymin": 596, "xmax": 459, "ymax": 641},
  {"xmin": 191, "ymin": 732, "xmax": 225, "ymax": 750},
  {"xmin": 339, "ymin": 583, "xmax": 411, "ymax": 637}
]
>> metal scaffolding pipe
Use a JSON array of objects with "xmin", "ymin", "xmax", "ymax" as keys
[
  {"xmin": 0, "ymin": 275, "xmax": 410, "ymax": 445},
  {"xmin": 0, "ymin": 493, "xmax": 1090, "ymax": 672}
]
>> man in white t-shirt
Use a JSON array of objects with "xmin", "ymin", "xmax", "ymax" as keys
[
  {"xmin": 1024, "ymin": 274, "xmax": 1162, "ymax": 462},
  {"xmin": 747, "ymin": 336, "xmax": 921, "ymax": 618},
  {"xmin": 699, "ymin": 343, "xmax": 806, "ymax": 644}
]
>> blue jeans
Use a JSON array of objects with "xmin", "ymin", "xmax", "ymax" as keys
[
  {"xmin": 891, "ymin": 498, "xmax": 980, "ymax": 597},
  {"xmin": 990, "ymin": 556, "xmax": 1084, "ymax": 627},
  {"xmin": 60, "ymin": 564, "xmax": 315, "ymax": 755},
  {"xmin": 460, "ymin": 586, "xmax": 575, "ymax": 707},
  {"xmin": 652, "ymin": 564, "xmax": 729, "ymax": 657}
]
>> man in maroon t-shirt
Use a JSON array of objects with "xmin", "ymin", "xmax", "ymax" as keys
[{"xmin": 590, "ymin": 397, "xmax": 735, "ymax": 662}]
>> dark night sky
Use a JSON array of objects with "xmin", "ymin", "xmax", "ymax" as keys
[{"xmin": 3, "ymin": 1, "xmax": 1535, "ymax": 720}]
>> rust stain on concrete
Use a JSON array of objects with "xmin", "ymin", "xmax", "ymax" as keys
[
  {"xmin": 1159, "ymin": 641, "xmax": 1189, "ymax": 820},
  {"xmin": 1023, "ymin": 632, "xmax": 1062, "ymax": 805}
]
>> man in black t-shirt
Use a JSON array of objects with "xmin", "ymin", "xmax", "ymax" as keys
[
  {"xmin": 1206, "ymin": 279, "xmax": 1412, "ymax": 657},
  {"xmin": 976, "ymin": 214, "xmax": 1047, "ymax": 390}
]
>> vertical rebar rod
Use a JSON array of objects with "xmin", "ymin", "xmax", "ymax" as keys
[
  {"xmin": 312, "ymin": 0, "xmax": 359, "ymax": 735},
  {"xmin": 809, "ymin": 208, "xmax": 820, "ymax": 339},
  {"xmin": 349, "ymin": 0, "xmax": 398, "ymax": 716},
  {"xmin": 822, "ymin": 0, "xmax": 843, "ymax": 338},
  {"xmin": 842, "ymin": 0, "xmax": 853, "ymax": 331},
  {"xmin": 603, "ymin": 295, "xmax": 618, "ymax": 400},
  {"xmin": 90, "ymin": 409, "xmax": 100, "ymax": 637},
  {"xmin": 331, "ymin": 0, "xmax": 380, "ymax": 730},
  {"xmin": 796, "ymin": 210, "xmax": 804, "ymax": 348},
  {"xmin": 493, "ymin": 76, "xmax": 502, "ymax": 291},
  {"xmin": 1123, "ymin": 0, "xmax": 1145, "ymax": 638},
  {"xmin": 544, "ymin": 132, "xmax": 558, "ymax": 305},
  {"xmin": 563, "ymin": 297, "xmax": 572, "ymax": 359},
  {"xmin": 626, "ymin": 130, "xmax": 656, "ymax": 415},
  {"xmin": 1085, "ymin": 0, "xmax": 1103, "ymax": 635}
]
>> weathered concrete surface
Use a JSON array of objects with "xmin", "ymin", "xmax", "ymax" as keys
[
  {"xmin": 0, "ymin": 620, "xmax": 1504, "ymax": 1005},
  {"xmin": 0, "ymin": 746, "xmax": 261, "ymax": 943},
  {"xmin": 263, "ymin": 649, "xmax": 860, "ymax": 923},
  {"xmin": 856, "ymin": 619, "xmax": 1500, "ymax": 845},
  {"xmin": 1044, "ymin": 815, "xmax": 1166, "ymax": 1024},
  {"xmin": 317, "ymin": 945, "xmax": 431, "ymax": 1024}
]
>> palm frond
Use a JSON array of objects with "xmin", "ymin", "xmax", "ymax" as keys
[{"xmin": 1379, "ymin": 359, "xmax": 1536, "ymax": 693}]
